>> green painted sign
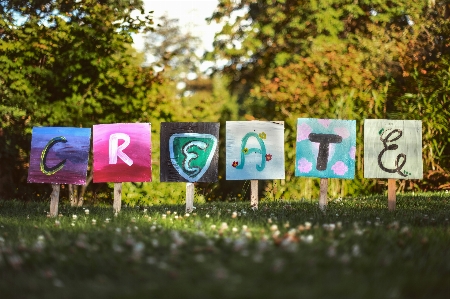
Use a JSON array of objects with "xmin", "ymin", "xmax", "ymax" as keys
[{"xmin": 169, "ymin": 133, "xmax": 218, "ymax": 182}]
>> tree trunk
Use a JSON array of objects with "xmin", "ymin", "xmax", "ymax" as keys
[
  {"xmin": 77, "ymin": 172, "xmax": 93, "ymax": 207},
  {"xmin": 69, "ymin": 184, "xmax": 78, "ymax": 207}
]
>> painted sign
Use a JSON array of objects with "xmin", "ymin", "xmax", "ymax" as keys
[
  {"xmin": 93, "ymin": 123, "xmax": 151, "ymax": 183},
  {"xmin": 296, "ymin": 118, "xmax": 356, "ymax": 179},
  {"xmin": 28, "ymin": 127, "xmax": 91, "ymax": 184},
  {"xmin": 160, "ymin": 122, "xmax": 219, "ymax": 182},
  {"xmin": 364, "ymin": 119, "xmax": 423, "ymax": 179},
  {"xmin": 226, "ymin": 121, "xmax": 285, "ymax": 180}
]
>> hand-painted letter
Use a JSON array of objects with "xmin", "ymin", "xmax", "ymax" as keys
[
  {"xmin": 308, "ymin": 133, "xmax": 342, "ymax": 170},
  {"xmin": 40, "ymin": 136, "xmax": 68, "ymax": 175},
  {"xmin": 377, "ymin": 129, "xmax": 407, "ymax": 177},
  {"xmin": 236, "ymin": 133, "xmax": 267, "ymax": 171},
  {"xmin": 109, "ymin": 133, "xmax": 133, "ymax": 166}
]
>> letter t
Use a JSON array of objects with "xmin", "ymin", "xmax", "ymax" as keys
[{"xmin": 308, "ymin": 133, "xmax": 342, "ymax": 171}]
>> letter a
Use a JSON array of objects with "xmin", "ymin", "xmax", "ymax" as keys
[{"xmin": 109, "ymin": 133, "xmax": 133, "ymax": 166}]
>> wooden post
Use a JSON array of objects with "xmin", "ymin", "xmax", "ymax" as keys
[
  {"xmin": 250, "ymin": 180, "xmax": 258, "ymax": 209},
  {"xmin": 388, "ymin": 179, "xmax": 396, "ymax": 211},
  {"xmin": 186, "ymin": 183, "xmax": 194, "ymax": 213},
  {"xmin": 49, "ymin": 184, "xmax": 60, "ymax": 217},
  {"xmin": 113, "ymin": 183, "xmax": 122, "ymax": 213},
  {"xmin": 319, "ymin": 178, "xmax": 328, "ymax": 211}
]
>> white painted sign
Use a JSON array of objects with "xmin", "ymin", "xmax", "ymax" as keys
[
  {"xmin": 226, "ymin": 121, "xmax": 285, "ymax": 180},
  {"xmin": 364, "ymin": 119, "xmax": 423, "ymax": 179}
]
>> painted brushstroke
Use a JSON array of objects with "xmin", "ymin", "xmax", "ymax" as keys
[
  {"xmin": 28, "ymin": 127, "xmax": 91, "ymax": 185},
  {"xmin": 93, "ymin": 123, "xmax": 151, "ymax": 183}
]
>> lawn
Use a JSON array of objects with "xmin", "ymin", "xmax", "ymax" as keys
[{"xmin": 0, "ymin": 194, "xmax": 449, "ymax": 299}]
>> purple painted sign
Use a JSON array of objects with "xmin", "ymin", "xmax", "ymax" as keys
[
  {"xmin": 27, "ymin": 127, "xmax": 91, "ymax": 185},
  {"xmin": 93, "ymin": 123, "xmax": 151, "ymax": 183}
]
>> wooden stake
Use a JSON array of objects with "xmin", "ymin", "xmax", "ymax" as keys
[
  {"xmin": 250, "ymin": 180, "xmax": 258, "ymax": 209},
  {"xmin": 49, "ymin": 184, "xmax": 60, "ymax": 217},
  {"xmin": 113, "ymin": 183, "xmax": 122, "ymax": 213},
  {"xmin": 186, "ymin": 183, "xmax": 194, "ymax": 213},
  {"xmin": 388, "ymin": 179, "xmax": 396, "ymax": 211},
  {"xmin": 319, "ymin": 178, "xmax": 328, "ymax": 211}
]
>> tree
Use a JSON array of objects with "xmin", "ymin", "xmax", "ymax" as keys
[
  {"xmin": 0, "ymin": 0, "xmax": 160, "ymax": 201},
  {"xmin": 208, "ymin": 0, "xmax": 450, "ymax": 197}
]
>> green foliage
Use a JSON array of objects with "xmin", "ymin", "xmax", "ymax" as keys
[
  {"xmin": 0, "ymin": 0, "xmax": 159, "ymax": 199},
  {"xmin": 209, "ymin": 0, "xmax": 450, "ymax": 198}
]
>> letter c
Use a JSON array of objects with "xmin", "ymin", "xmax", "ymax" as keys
[{"xmin": 40, "ymin": 136, "xmax": 67, "ymax": 175}]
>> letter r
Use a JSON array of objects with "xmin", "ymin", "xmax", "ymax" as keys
[{"xmin": 109, "ymin": 133, "xmax": 133, "ymax": 166}]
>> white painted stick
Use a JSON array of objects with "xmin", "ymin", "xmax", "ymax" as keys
[
  {"xmin": 388, "ymin": 179, "xmax": 396, "ymax": 211},
  {"xmin": 319, "ymin": 178, "xmax": 328, "ymax": 211},
  {"xmin": 49, "ymin": 184, "xmax": 60, "ymax": 217},
  {"xmin": 250, "ymin": 180, "xmax": 258, "ymax": 209},
  {"xmin": 186, "ymin": 183, "xmax": 194, "ymax": 213},
  {"xmin": 113, "ymin": 183, "xmax": 122, "ymax": 213}
]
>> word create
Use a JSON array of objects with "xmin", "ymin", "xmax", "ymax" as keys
[
  {"xmin": 28, "ymin": 127, "xmax": 91, "ymax": 184},
  {"xmin": 296, "ymin": 119, "xmax": 356, "ymax": 179},
  {"xmin": 93, "ymin": 123, "xmax": 151, "ymax": 183},
  {"xmin": 364, "ymin": 119, "xmax": 423, "ymax": 179},
  {"xmin": 160, "ymin": 122, "xmax": 219, "ymax": 183},
  {"xmin": 226, "ymin": 121, "xmax": 285, "ymax": 180}
]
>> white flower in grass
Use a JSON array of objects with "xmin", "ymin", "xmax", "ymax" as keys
[
  {"xmin": 231, "ymin": 211, "xmax": 237, "ymax": 218},
  {"xmin": 105, "ymin": 218, "xmax": 110, "ymax": 224},
  {"xmin": 253, "ymin": 253, "xmax": 263, "ymax": 263},
  {"xmin": 72, "ymin": 215, "xmax": 78, "ymax": 220},
  {"xmin": 288, "ymin": 229, "xmax": 296, "ymax": 237},
  {"xmin": 270, "ymin": 224, "xmax": 278, "ymax": 232},
  {"xmin": 304, "ymin": 222, "xmax": 312, "ymax": 230},
  {"xmin": 210, "ymin": 224, "xmax": 216, "ymax": 230},
  {"xmin": 54, "ymin": 220, "xmax": 60, "ymax": 227},
  {"xmin": 205, "ymin": 214, "xmax": 210, "ymax": 218},
  {"xmin": 327, "ymin": 245, "xmax": 337, "ymax": 257},
  {"xmin": 91, "ymin": 219, "xmax": 96, "ymax": 225},
  {"xmin": 232, "ymin": 227, "xmax": 238, "ymax": 233},
  {"xmin": 220, "ymin": 222, "xmax": 228, "ymax": 230},
  {"xmin": 143, "ymin": 208, "xmax": 147, "ymax": 213},
  {"xmin": 323, "ymin": 223, "xmax": 335, "ymax": 232},
  {"xmin": 400, "ymin": 226, "xmax": 410, "ymax": 235},
  {"xmin": 171, "ymin": 231, "xmax": 185, "ymax": 246},
  {"xmin": 185, "ymin": 213, "xmax": 190, "ymax": 217},
  {"xmin": 195, "ymin": 254, "xmax": 205, "ymax": 263},
  {"xmin": 84, "ymin": 209, "xmax": 89, "ymax": 215},
  {"xmin": 301, "ymin": 235, "xmax": 314, "ymax": 244},
  {"xmin": 352, "ymin": 244, "xmax": 361, "ymax": 257},
  {"xmin": 146, "ymin": 257, "xmax": 156, "ymax": 265}
]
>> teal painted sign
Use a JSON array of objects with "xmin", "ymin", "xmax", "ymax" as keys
[{"xmin": 295, "ymin": 118, "xmax": 356, "ymax": 179}]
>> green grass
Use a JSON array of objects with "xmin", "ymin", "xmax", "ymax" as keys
[{"xmin": 1, "ymin": 194, "xmax": 450, "ymax": 299}]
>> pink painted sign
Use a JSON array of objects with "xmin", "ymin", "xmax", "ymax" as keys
[{"xmin": 93, "ymin": 123, "xmax": 151, "ymax": 183}]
